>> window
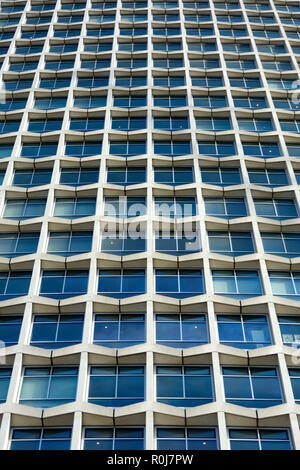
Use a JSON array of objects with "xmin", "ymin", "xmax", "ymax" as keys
[
  {"xmin": 269, "ymin": 271, "xmax": 300, "ymax": 298},
  {"xmin": 156, "ymin": 366, "xmax": 213, "ymax": 407},
  {"xmin": 77, "ymin": 77, "xmax": 109, "ymax": 88},
  {"xmin": 261, "ymin": 232, "xmax": 300, "ymax": 257},
  {"xmin": 113, "ymin": 95, "xmax": 146, "ymax": 108},
  {"xmin": 0, "ymin": 271, "xmax": 31, "ymax": 300},
  {"xmin": 262, "ymin": 60, "xmax": 293, "ymax": 71},
  {"xmin": 98, "ymin": 269, "xmax": 146, "ymax": 298},
  {"xmin": 154, "ymin": 140, "xmax": 191, "ymax": 156},
  {"xmin": 155, "ymin": 230, "xmax": 201, "ymax": 255},
  {"xmin": 3, "ymin": 79, "xmax": 33, "ymax": 91},
  {"xmin": 28, "ymin": 119, "xmax": 62, "ymax": 133},
  {"xmin": 0, "ymin": 368, "xmax": 11, "ymax": 403},
  {"xmin": 65, "ymin": 141, "xmax": 102, "ymax": 157},
  {"xmin": 81, "ymin": 59, "xmax": 111, "ymax": 69},
  {"xmin": 110, "ymin": 140, "xmax": 146, "ymax": 156},
  {"xmin": 196, "ymin": 117, "xmax": 231, "ymax": 131},
  {"xmin": 154, "ymin": 1, "xmax": 179, "ymax": 7},
  {"xmin": 191, "ymin": 76, "xmax": 223, "ymax": 87},
  {"xmin": 0, "ymin": 98, "xmax": 27, "ymax": 111},
  {"xmin": 30, "ymin": 314, "xmax": 84, "ymax": 349},
  {"xmin": 49, "ymin": 43, "xmax": 78, "ymax": 54},
  {"xmin": 62, "ymin": 2, "xmax": 86, "ymax": 10},
  {"xmin": 288, "ymin": 369, "xmax": 300, "ymax": 403},
  {"xmin": 153, "ymin": 42, "xmax": 182, "ymax": 52},
  {"xmin": 84, "ymin": 428, "xmax": 144, "ymax": 450},
  {"xmin": 153, "ymin": 75, "xmax": 185, "ymax": 87},
  {"xmin": 273, "ymin": 98, "xmax": 300, "ymax": 111},
  {"xmin": 217, "ymin": 314, "xmax": 272, "ymax": 349},
  {"xmin": 120, "ymin": 27, "xmax": 148, "ymax": 36},
  {"xmin": 88, "ymin": 365, "xmax": 144, "ymax": 406},
  {"xmin": 45, "ymin": 59, "xmax": 75, "ymax": 70},
  {"xmin": 115, "ymin": 76, "xmax": 147, "ymax": 87},
  {"xmin": 0, "ymin": 145, "xmax": 13, "ymax": 159},
  {"xmin": 154, "ymin": 117, "xmax": 189, "ymax": 131},
  {"xmin": 278, "ymin": 315, "xmax": 300, "ymax": 347},
  {"xmin": 112, "ymin": 117, "xmax": 146, "ymax": 131},
  {"xmin": 9, "ymin": 60, "xmax": 38, "ymax": 72},
  {"xmin": 21, "ymin": 142, "xmax": 58, "ymax": 159},
  {"xmin": 156, "ymin": 427, "xmax": 218, "ymax": 450},
  {"xmin": 198, "ymin": 141, "xmax": 236, "ymax": 157},
  {"xmin": 280, "ymin": 120, "xmax": 300, "ymax": 133},
  {"xmin": 183, "ymin": 1, "xmax": 209, "ymax": 8},
  {"xmin": 156, "ymin": 313, "xmax": 208, "ymax": 348},
  {"xmin": 189, "ymin": 59, "xmax": 220, "ymax": 69},
  {"xmin": 0, "ymin": 316, "xmax": 22, "ymax": 346},
  {"xmin": 73, "ymin": 96, "xmax": 107, "ymax": 108},
  {"xmin": 223, "ymin": 367, "xmax": 283, "ymax": 408},
  {"xmin": 40, "ymin": 270, "xmax": 89, "ymax": 299},
  {"xmin": 187, "ymin": 42, "xmax": 217, "ymax": 52},
  {"xmin": 26, "ymin": 15, "xmax": 52, "ymax": 25},
  {"xmin": 154, "ymin": 167, "xmax": 193, "ymax": 185},
  {"xmin": 238, "ymin": 118, "xmax": 273, "ymax": 132},
  {"xmin": 229, "ymin": 428, "xmax": 292, "ymax": 450},
  {"xmin": 104, "ymin": 197, "xmax": 146, "ymax": 218},
  {"xmin": 223, "ymin": 42, "xmax": 251, "ymax": 53},
  {"xmin": 257, "ymin": 44, "xmax": 286, "ymax": 54},
  {"xmin": 155, "ymin": 197, "xmax": 197, "ymax": 218},
  {"xmin": 0, "ymin": 232, "xmax": 39, "ymax": 257},
  {"xmin": 118, "ymin": 42, "xmax": 147, "ymax": 52},
  {"xmin": 3, "ymin": 199, "xmax": 46, "ymax": 220},
  {"xmin": 47, "ymin": 231, "xmax": 93, "ymax": 256},
  {"xmin": 19, "ymin": 366, "xmax": 78, "ymax": 408},
  {"xmin": 248, "ymin": 169, "xmax": 288, "ymax": 187},
  {"xmin": 204, "ymin": 197, "xmax": 247, "ymax": 218},
  {"xmin": 185, "ymin": 27, "xmax": 214, "ymax": 38},
  {"xmin": 219, "ymin": 27, "xmax": 247, "ymax": 36},
  {"xmin": 54, "ymin": 198, "xmax": 96, "ymax": 218},
  {"xmin": 101, "ymin": 230, "xmax": 146, "ymax": 255},
  {"xmin": 69, "ymin": 118, "xmax": 104, "ymax": 132},
  {"xmin": 0, "ymin": 120, "xmax": 20, "ymax": 134},
  {"xmin": 226, "ymin": 59, "xmax": 256, "ymax": 70},
  {"xmin": 87, "ymin": 27, "xmax": 114, "ymax": 37},
  {"xmin": 21, "ymin": 30, "xmax": 48, "ymax": 39},
  {"xmin": 217, "ymin": 14, "xmax": 244, "ymax": 22},
  {"xmin": 107, "ymin": 167, "xmax": 146, "ymax": 185},
  {"xmin": 155, "ymin": 269, "xmax": 204, "ymax": 298},
  {"xmin": 39, "ymin": 77, "xmax": 71, "ymax": 89},
  {"xmin": 58, "ymin": 14, "xmax": 84, "ymax": 23},
  {"xmin": 201, "ymin": 168, "xmax": 241, "ymax": 186},
  {"xmin": 15, "ymin": 45, "xmax": 43, "ymax": 55},
  {"xmin": 287, "ymin": 144, "xmax": 300, "ymax": 158},
  {"xmin": 13, "ymin": 169, "xmax": 52, "ymax": 187},
  {"xmin": 117, "ymin": 58, "xmax": 147, "ymax": 69},
  {"xmin": 10, "ymin": 428, "xmax": 72, "ymax": 450},
  {"xmin": 193, "ymin": 95, "xmax": 227, "ymax": 108},
  {"xmin": 154, "ymin": 58, "xmax": 185, "ymax": 69},
  {"xmin": 234, "ymin": 97, "xmax": 267, "ymax": 109},
  {"xmin": 93, "ymin": 313, "xmax": 145, "ymax": 348},
  {"xmin": 242, "ymin": 141, "xmax": 281, "ymax": 157},
  {"xmin": 153, "ymin": 27, "xmax": 180, "ymax": 36},
  {"xmin": 212, "ymin": 270, "xmax": 262, "ymax": 298},
  {"xmin": 208, "ymin": 231, "xmax": 255, "ymax": 256},
  {"xmin": 60, "ymin": 168, "xmax": 99, "ymax": 186},
  {"xmin": 230, "ymin": 77, "xmax": 261, "ymax": 88},
  {"xmin": 254, "ymin": 199, "xmax": 298, "ymax": 219}
]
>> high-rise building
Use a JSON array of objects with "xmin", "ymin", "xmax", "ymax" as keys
[{"xmin": 0, "ymin": 0, "xmax": 300, "ymax": 451}]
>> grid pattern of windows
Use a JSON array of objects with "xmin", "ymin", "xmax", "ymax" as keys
[{"xmin": 0, "ymin": 0, "xmax": 300, "ymax": 452}]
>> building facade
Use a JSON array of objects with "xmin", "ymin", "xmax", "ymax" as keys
[{"xmin": 0, "ymin": 0, "xmax": 299, "ymax": 451}]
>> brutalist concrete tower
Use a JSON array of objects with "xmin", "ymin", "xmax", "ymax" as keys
[{"xmin": 0, "ymin": 0, "xmax": 299, "ymax": 451}]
